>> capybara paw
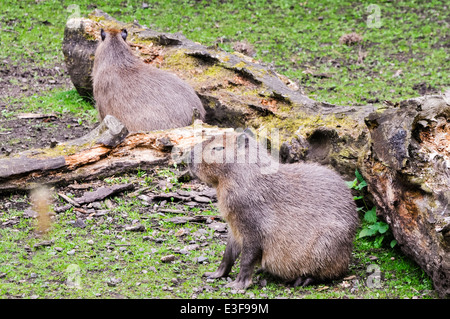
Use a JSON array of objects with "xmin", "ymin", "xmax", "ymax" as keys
[
  {"xmin": 293, "ymin": 276, "xmax": 315, "ymax": 287},
  {"xmin": 225, "ymin": 279, "xmax": 252, "ymax": 290},
  {"xmin": 203, "ymin": 271, "xmax": 224, "ymax": 279}
]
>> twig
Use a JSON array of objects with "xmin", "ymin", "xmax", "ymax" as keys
[
  {"xmin": 57, "ymin": 193, "xmax": 80, "ymax": 207},
  {"xmin": 73, "ymin": 207, "xmax": 88, "ymax": 214}
]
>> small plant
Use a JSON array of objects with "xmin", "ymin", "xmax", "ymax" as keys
[{"xmin": 347, "ymin": 170, "xmax": 397, "ymax": 249}]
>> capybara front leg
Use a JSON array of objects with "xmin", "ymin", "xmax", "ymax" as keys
[
  {"xmin": 204, "ymin": 234, "xmax": 241, "ymax": 279},
  {"xmin": 225, "ymin": 241, "xmax": 261, "ymax": 290}
]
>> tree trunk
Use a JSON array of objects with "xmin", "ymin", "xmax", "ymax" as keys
[{"xmin": 62, "ymin": 9, "xmax": 375, "ymax": 180}]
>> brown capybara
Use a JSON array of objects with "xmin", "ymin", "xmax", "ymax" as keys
[
  {"xmin": 92, "ymin": 28, "xmax": 206, "ymax": 132},
  {"xmin": 188, "ymin": 130, "xmax": 359, "ymax": 289}
]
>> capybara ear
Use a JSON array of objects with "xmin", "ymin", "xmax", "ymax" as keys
[
  {"xmin": 100, "ymin": 29, "xmax": 106, "ymax": 41},
  {"xmin": 121, "ymin": 29, "xmax": 128, "ymax": 41}
]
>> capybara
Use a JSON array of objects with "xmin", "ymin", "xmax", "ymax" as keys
[
  {"xmin": 92, "ymin": 28, "xmax": 206, "ymax": 132},
  {"xmin": 188, "ymin": 131, "xmax": 358, "ymax": 289}
]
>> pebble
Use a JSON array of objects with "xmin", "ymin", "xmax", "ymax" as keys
[
  {"xmin": 87, "ymin": 240, "xmax": 94, "ymax": 245},
  {"xmin": 23, "ymin": 209, "xmax": 38, "ymax": 218},
  {"xmin": 54, "ymin": 247, "xmax": 63, "ymax": 252},
  {"xmin": 73, "ymin": 218, "xmax": 86, "ymax": 228},
  {"xmin": 161, "ymin": 255, "xmax": 176, "ymax": 263},
  {"xmin": 67, "ymin": 249, "xmax": 75, "ymax": 255},
  {"xmin": 260, "ymin": 279, "xmax": 267, "ymax": 287},
  {"xmin": 183, "ymin": 244, "xmax": 199, "ymax": 251},
  {"xmin": 107, "ymin": 277, "xmax": 122, "ymax": 287},
  {"xmin": 90, "ymin": 202, "xmax": 103, "ymax": 209},
  {"xmin": 196, "ymin": 256, "xmax": 209, "ymax": 264}
]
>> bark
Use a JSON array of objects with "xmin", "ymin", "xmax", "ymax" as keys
[{"xmin": 361, "ymin": 95, "xmax": 450, "ymax": 297}]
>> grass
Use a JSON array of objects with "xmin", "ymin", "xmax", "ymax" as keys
[
  {"xmin": 0, "ymin": 167, "xmax": 437, "ymax": 299},
  {"xmin": 0, "ymin": 0, "xmax": 446, "ymax": 299},
  {"xmin": 1, "ymin": 0, "xmax": 448, "ymax": 107},
  {"xmin": 8, "ymin": 89, "xmax": 97, "ymax": 123}
]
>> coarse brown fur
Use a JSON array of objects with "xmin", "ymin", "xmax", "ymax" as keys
[
  {"xmin": 188, "ymin": 131, "xmax": 359, "ymax": 289},
  {"xmin": 92, "ymin": 28, "xmax": 206, "ymax": 132}
]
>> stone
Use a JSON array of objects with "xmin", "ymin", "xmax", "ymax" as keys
[
  {"xmin": 196, "ymin": 256, "xmax": 208, "ymax": 264},
  {"xmin": 125, "ymin": 224, "xmax": 146, "ymax": 232},
  {"xmin": 73, "ymin": 218, "xmax": 86, "ymax": 228},
  {"xmin": 161, "ymin": 255, "xmax": 176, "ymax": 263},
  {"xmin": 193, "ymin": 196, "xmax": 212, "ymax": 203},
  {"xmin": 107, "ymin": 277, "xmax": 122, "ymax": 287},
  {"xmin": 23, "ymin": 209, "xmax": 38, "ymax": 218}
]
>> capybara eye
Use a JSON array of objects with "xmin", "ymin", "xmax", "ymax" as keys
[{"xmin": 100, "ymin": 29, "xmax": 106, "ymax": 41}]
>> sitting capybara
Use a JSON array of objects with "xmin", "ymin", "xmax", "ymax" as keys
[
  {"xmin": 92, "ymin": 28, "xmax": 205, "ymax": 132},
  {"xmin": 188, "ymin": 131, "xmax": 358, "ymax": 289}
]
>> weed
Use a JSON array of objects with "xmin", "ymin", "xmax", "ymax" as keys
[{"xmin": 347, "ymin": 170, "xmax": 397, "ymax": 249}]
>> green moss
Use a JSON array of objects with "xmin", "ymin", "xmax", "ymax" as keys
[
  {"xmin": 88, "ymin": 15, "xmax": 106, "ymax": 23},
  {"xmin": 27, "ymin": 140, "xmax": 97, "ymax": 159},
  {"xmin": 254, "ymin": 111, "xmax": 362, "ymax": 143},
  {"xmin": 233, "ymin": 61, "xmax": 247, "ymax": 69},
  {"xmin": 201, "ymin": 65, "xmax": 230, "ymax": 79},
  {"xmin": 162, "ymin": 49, "xmax": 198, "ymax": 71}
]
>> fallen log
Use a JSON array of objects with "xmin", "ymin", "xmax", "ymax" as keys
[
  {"xmin": 361, "ymin": 94, "xmax": 450, "ymax": 298},
  {"xmin": 62, "ymin": 9, "xmax": 375, "ymax": 179},
  {"xmin": 0, "ymin": 116, "xmax": 232, "ymax": 193}
]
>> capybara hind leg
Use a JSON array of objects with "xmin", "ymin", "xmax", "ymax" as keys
[
  {"xmin": 293, "ymin": 276, "xmax": 315, "ymax": 287},
  {"xmin": 204, "ymin": 234, "xmax": 241, "ymax": 279}
]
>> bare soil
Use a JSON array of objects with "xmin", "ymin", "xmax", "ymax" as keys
[{"xmin": 0, "ymin": 59, "xmax": 96, "ymax": 153}]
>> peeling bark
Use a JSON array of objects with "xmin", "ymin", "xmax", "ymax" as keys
[{"xmin": 361, "ymin": 95, "xmax": 450, "ymax": 297}]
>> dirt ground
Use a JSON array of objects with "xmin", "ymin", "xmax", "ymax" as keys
[{"xmin": 0, "ymin": 59, "xmax": 96, "ymax": 153}]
